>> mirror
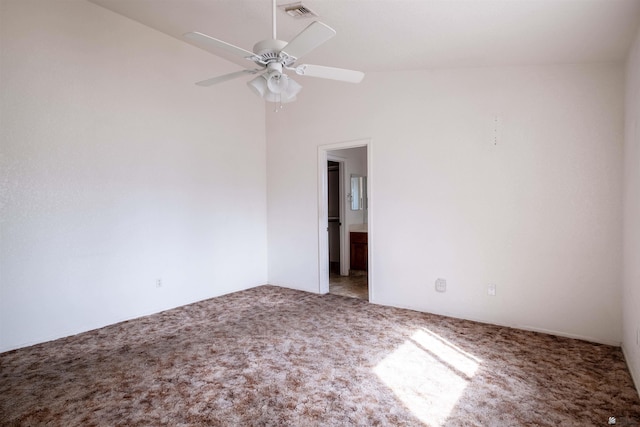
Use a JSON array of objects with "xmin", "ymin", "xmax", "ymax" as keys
[{"xmin": 350, "ymin": 175, "xmax": 367, "ymax": 211}]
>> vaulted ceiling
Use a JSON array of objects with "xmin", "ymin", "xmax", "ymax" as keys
[{"xmin": 90, "ymin": 0, "xmax": 640, "ymax": 73}]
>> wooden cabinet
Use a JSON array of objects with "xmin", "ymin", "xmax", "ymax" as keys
[{"xmin": 350, "ymin": 232, "xmax": 368, "ymax": 271}]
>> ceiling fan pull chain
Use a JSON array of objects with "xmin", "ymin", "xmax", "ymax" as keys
[{"xmin": 273, "ymin": 94, "xmax": 285, "ymax": 112}]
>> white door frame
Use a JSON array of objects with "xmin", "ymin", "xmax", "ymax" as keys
[{"xmin": 318, "ymin": 138, "xmax": 372, "ymax": 299}]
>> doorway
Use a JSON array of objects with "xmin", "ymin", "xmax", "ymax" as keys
[{"xmin": 318, "ymin": 140, "xmax": 371, "ymax": 301}]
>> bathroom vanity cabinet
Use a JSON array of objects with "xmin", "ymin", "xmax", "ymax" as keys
[{"xmin": 350, "ymin": 232, "xmax": 368, "ymax": 271}]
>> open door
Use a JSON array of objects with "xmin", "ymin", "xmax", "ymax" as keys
[{"xmin": 327, "ymin": 160, "xmax": 342, "ymax": 276}]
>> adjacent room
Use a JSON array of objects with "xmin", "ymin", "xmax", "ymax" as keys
[{"xmin": 2, "ymin": 0, "xmax": 640, "ymax": 424}]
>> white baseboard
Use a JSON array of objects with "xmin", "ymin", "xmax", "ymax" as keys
[
  {"xmin": 516, "ymin": 324, "xmax": 621, "ymax": 347},
  {"xmin": 622, "ymin": 344, "xmax": 640, "ymax": 399},
  {"xmin": 370, "ymin": 299, "xmax": 621, "ymax": 346}
]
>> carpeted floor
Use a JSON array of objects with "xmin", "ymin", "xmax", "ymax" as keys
[{"xmin": 1, "ymin": 285, "xmax": 639, "ymax": 426}]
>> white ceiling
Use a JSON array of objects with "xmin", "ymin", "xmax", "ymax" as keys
[{"xmin": 89, "ymin": 0, "xmax": 640, "ymax": 73}]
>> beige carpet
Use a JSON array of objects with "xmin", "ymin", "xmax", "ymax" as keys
[{"xmin": 1, "ymin": 285, "xmax": 639, "ymax": 426}]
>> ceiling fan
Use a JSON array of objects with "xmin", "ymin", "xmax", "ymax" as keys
[{"xmin": 184, "ymin": 0, "xmax": 364, "ymax": 106}]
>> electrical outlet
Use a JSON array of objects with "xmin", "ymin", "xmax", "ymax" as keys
[
  {"xmin": 637, "ymin": 327, "xmax": 640, "ymax": 347},
  {"xmin": 156, "ymin": 279, "xmax": 162, "ymax": 288},
  {"xmin": 435, "ymin": 278, "xmax": 446, "ymax": 293},
  {"xmin": 488, "ymin": 284, "xmax": 496, "ymax": 296}
]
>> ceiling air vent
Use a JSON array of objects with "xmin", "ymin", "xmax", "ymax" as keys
[{"xmin": 278, "ymin": 2, "xmax": 318, "ymax": 18}]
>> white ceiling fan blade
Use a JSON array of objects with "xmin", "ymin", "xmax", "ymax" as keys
[
  {"xmin": 184, "ymin": 32, "xmax": 256, "ymax": 68},
  {"xmin": 281, "ymin": 21, "xmax": 336, "ymax": 60},
  {"xmin": 195, "ymin": 69, "xmax": 260, "ymax": 87},
  {"xmin": 295, "ymin": 64, "xmax": 364, "ymax": 83}
]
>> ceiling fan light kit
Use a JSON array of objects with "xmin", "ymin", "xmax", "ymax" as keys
[
  {"xmin": 184, "ymin": 0, "xmax": 364, "ymax": 108},
  {"xmin": 247, "ymin": 72, "xmax": 301, "ymax": 103}
]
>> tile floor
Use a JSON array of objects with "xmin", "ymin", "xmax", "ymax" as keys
[{"xmin": 329, "ymin": 272, "xmax": 368, "ymax": 300}]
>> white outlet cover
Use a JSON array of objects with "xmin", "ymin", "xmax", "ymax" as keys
[
  {"xmin": 488, "ymin": 284, "xmax": 496, "ymax": 296},
  {"xmin": 435, "ymin": 278, "xmax": 447, "ymax": 292}
]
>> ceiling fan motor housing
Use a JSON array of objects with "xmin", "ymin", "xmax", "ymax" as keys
[{"xmin": 252, "ymin": 39, "xmax": 291, "ymax": 65}]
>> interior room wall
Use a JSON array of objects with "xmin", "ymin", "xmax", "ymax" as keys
[
  {"xmin": 623, "ymin": 26, "xmax": 640, "ymax": 391},
  {"xmin": 0, "ymin": 0, "xmax": 268, "ymax": 352},
  {"xmin": 267, "ymin": 63, "xmax": 624, "ymax": 345},
  {"xmin": 337, "ymin": 147, "xmax": 368, "ymax": 230}
]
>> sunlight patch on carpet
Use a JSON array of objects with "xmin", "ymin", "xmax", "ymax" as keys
[{"xmin": 373, "ymin": 328, "xmax": 482, "ymax": 426}]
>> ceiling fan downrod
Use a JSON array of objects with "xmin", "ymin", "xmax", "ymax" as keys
[{"xmin": 272, "ymin": 0, "xmax": 277, "ymax": 40}]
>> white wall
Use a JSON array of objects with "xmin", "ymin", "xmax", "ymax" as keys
[
  {"xmin": 623, "ymin": 26, "xmax": 640, "ymax": 391},
  {"xmin": 0, "ymin": 0, "xmax": 629, "ymax": 356},
  {"xmin": 0, "ymin": 0, "xmax": 267, "ymax": 352},
  {"xmin": 267, "ymin": 63, "xmax": 624, "ymax": 345}
]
